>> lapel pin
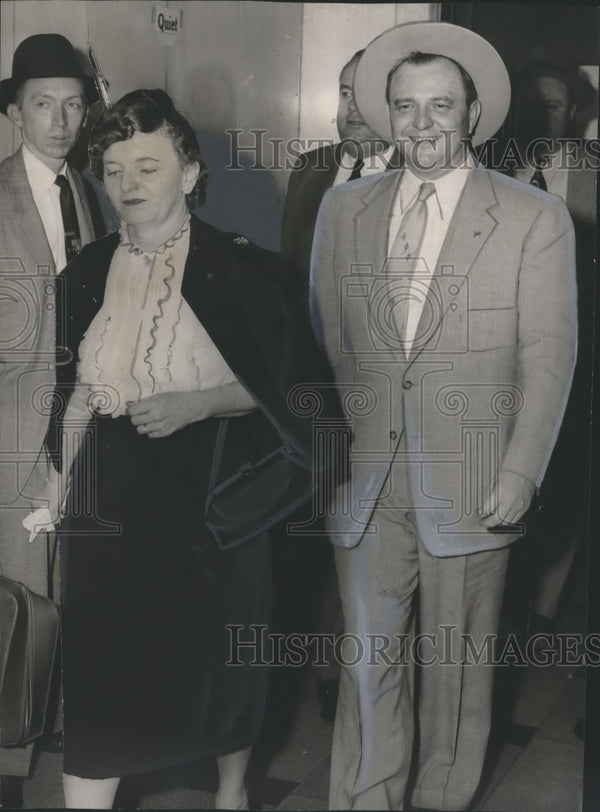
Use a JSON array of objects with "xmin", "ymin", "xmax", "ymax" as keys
[
  {"xmin": 233, "ymin": 235, "xmax": 249, "ymax": 246},
  {"xmin": 473, "ymin": 230, "xmax": 481, "ymax": 238}
]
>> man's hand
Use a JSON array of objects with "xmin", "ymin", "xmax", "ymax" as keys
[
  {"xmin": 479, "ymin": 469, "xmax": 536, "ymax": 529},
  {"xmin": 127, "ymin": 391, "xmax": 210, "ymax": 439},
  {"xmin": 32, "ymin": 467, "xmax": 68, "ymax": 525}
]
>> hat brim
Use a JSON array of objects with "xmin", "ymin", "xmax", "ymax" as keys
[
  {"xmin": 0, "ymin": 75, "xmax": 99, "ymax": 115},
  {"xmin": 353, "ymin": 22, "xmax": 511, "ymax": 147}
]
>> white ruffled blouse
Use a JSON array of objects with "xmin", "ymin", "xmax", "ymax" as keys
[{"xmin": 76, "ymin": 217, "xmax": 237, "ymax": 417}]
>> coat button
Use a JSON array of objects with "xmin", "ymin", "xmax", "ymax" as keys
[
  {"xmin": 390, "ymin": 430, "xmax": 397, "ymax": 440},
  {"xmin": 402, "ymin": 379, "xmax": 412, "ymax": 390}
]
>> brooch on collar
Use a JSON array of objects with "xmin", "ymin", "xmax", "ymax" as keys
[{"xmin": 233, "ymin": 235, "xmax": 249, "ymax": 246}]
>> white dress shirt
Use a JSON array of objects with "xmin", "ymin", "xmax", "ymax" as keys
[
  {"xmin": 513, "ymin": 145, "xmax": 569, "ymax": 203},
  {"xmin": 22, "ymin": 144, "xmax": 67, "ymax": 272},
  {"xmin": 387, "ymin": 158, "xmax": 472, "ymax": 354},
  {"xmin": 333, "ymin": 145, "xmax": 395, "ymax": 186}
]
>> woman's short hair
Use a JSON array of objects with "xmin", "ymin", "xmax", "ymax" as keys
[{"xmin": 89, "ymin": 89, "xmax": 208, "ymax": 208}]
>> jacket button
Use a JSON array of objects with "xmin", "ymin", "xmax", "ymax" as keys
[
  {"xmin": 390, "ymin": 430, "xmax": 397, "ymax": 440},
  {"xmin": 402, "ymin": 379, "xmax": 412, "ymax": 390}
]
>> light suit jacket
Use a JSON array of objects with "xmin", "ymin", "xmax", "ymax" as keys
[
  {"xmin": 0, "ymin": 147, "xmax": 100, "ymax": 592},
  {"xmin": 310, "ymin": 165, "xmax": 577, "ymax": 556}
]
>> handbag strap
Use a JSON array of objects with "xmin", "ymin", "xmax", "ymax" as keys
[{"xmin": 207, "ymin": 418, "xmax": 230, "ymax": 492}]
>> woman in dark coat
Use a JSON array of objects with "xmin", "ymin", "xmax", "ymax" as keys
[{"xmin": 40, "ymin": 89, "xmax": 337, "ymax": 809}]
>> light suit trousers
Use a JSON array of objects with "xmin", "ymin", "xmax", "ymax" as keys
[{"xmin": 329, "ymin": 460, "xmax": 509, "ymax": 811}]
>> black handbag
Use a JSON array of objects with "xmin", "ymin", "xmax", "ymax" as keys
[
  {"xmin": 0, "ymin": 576, "xmax": 60, "ymax": 746},
  {"xmin": 205, "ymin": 417, "xmax": 314, "ymax": 549}
]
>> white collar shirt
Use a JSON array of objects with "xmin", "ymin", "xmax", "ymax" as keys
[
  {"xmin": 22, "ymin": 144, "xmax": 67, "ymax": 272},
  {"xmin": 387, "ymin": 157, "xmax": 472, "ymax": 355},
  {"xmin": 333, "ymin": 145, "xmax": 395, "ymax": 186},
  {"xmin": 513, "ymin": 145, "xmax": 569, "ymax": 203}
]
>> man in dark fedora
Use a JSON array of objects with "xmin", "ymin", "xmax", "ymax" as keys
[
  {"xmin": 0, "ymin": 33, "xmax": 104, "ymax": 806},
  {"xmin": 309, "ymin": 21, "xmax": 577, "ymax": 811}
]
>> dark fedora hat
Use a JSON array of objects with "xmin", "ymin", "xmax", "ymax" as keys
[
  {"xmin": 513, "ymin": 43, "xmax": 596, "ymax": 111},
  {"xmin": 0, "ymin": 33, "xmax": 99, "ymax": 115}
]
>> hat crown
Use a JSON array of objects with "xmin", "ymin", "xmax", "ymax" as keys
[
  {"xmin": 514, "ymin": 41, "xmax": 595, "ymax": 110},
  {"xmin": 11, "ymin": 34, "xmax": 84, "ymax": 82},
  {"xmin": 521, "ymin": 43, "xmax": 580, "ymax": 78}
]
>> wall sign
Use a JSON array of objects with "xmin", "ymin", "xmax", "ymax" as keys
[{"xmin": 152, "ymin": 5, "xmax": 182, "ymax": 46}]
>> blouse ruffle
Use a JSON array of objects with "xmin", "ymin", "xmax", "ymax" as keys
[{"xmin": 76, "ymin": 218, "xmax": 237, "ymax": 417}]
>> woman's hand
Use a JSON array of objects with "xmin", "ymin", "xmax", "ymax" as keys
[
  {"xmin": 127, "ymin": 384, "xmax": 258, "ymax": 439},
  {"xmin": 127, "ymin": 391, "xmax": 210, "ymax": 438}
]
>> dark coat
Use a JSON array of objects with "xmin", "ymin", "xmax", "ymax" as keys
[
  {"xmin": 49, "ymin": 215, "xmax": 344, "ymax": 532},
  {"xmin": 281, "ymin": 142, "xmax": 402, "ymax": 278}
]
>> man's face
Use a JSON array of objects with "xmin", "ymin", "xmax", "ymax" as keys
[
  {"xmin": 337, "ymin": 56, "xmax": 383, "ymax": 147},
  {"xmin": 513, "ymin": 76, "xmax": 575, "ymax": 150},
  {"xmin": 387, "ymin": 57, "xmax": 480, "ymax": 179},
  {"xmin": 7, "ymin": 78, "xmax": 86, "ymax": 170}
]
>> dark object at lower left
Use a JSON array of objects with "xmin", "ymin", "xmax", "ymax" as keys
[
  {"xmin": 0, "ymin": 576, "xmax": 59, "ymax": 746},
  {"xmin": 0, "ymin": 775, "xmax": 24, "ymax": 809}
]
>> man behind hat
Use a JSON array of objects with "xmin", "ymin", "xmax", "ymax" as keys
[
  {"xmin": 508, "ymin": 45, "xmax": 596, "ymax": 647},
  {"xmin": 281, "ymin": 49, "xmax": 400, "ymax": 278},
  {"xmin": 309, "ymin": 21, "xmax": 577, "ymax": 811},
  {"xmin": 0, "ymin": 33, "xmax": 104, "ymax": 806},
  {"xmin": 280, "ymin": 46, "xmax": 403, "ymax": 726}
]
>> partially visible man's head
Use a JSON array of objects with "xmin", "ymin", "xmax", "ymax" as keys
[
  {"xmin": 513, "ymin": 75, "xmax": 576, "ymax": 153},
  {"xmin": 7, "ymin": 78, "xmax": 87, "ymax": 170},
  {"xmin": 386, "ymin": 52, "xmax": 481, "ymax": 179},
  {"xmin": 337, "ymin": 51, "xmax": 389, "ymax": 154}
]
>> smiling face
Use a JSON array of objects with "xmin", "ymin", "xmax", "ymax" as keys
[
  {"xmin": 102, "ymin": 130, "xmax": 199, "ymax": 244},
  {"xmin": 7, "ymin": 77, "xmax": 86, "ymax": 172},
  {"xmin": 387, "ymin": 56, "xmax": 481, "ymax": 178}
]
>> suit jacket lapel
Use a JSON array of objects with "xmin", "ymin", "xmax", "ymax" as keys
[
  {"xmin": 9, "ymin": 149, "xmax": 55, "ymax": 273},
  {"xmin": 354, "ymin": 169, "xmax": 403, "ymax": 274},
  {"xmin": 411, "ymin": 168, "xmax": 500, "ymax": 361}
]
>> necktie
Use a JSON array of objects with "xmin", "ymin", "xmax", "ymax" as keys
[
  {"xmin": 54, "ymin": 174, "xmax": 82, "ymax": 264},
  {"xmin": 529, "ymin": 159, "xmax": 547, "ymax": 191},
  {"xmin": 386, "ymin": 181, "xmax": 436, "ymax": 350},
  {"xmin": 349, "ymin": 156, "xmax": 364, "ymax": 181}
]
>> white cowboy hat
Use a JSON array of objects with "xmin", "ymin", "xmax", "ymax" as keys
[{"xmin": 353, "ymin": 21, "xmax": 511, "ymax": 147}]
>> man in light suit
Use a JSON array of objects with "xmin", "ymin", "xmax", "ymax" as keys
[
  {"xmin": 310, "ymin": 22, "xmax": 577, "ymax": 811},
  {"xmin": 0, "ymin": 34, "xmax": 103, "ymax": 805}
]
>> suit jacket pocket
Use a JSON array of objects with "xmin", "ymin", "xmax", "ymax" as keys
[{"xmin": 466, "ymin": 306, "xmax": 516, "ymax": 351}]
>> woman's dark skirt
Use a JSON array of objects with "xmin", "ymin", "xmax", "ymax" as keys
[{"xmin": 60, "ymin": 414, "xmax": 271, "ymax": 778}]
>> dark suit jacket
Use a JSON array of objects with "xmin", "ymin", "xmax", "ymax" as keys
[
  {"xmin": 281, "ymin": 143, "xmax": 402, "ymax": 278},
  {"xmin": 49, "ymin": 215, "xmax": 343, "ymax": 532}
]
